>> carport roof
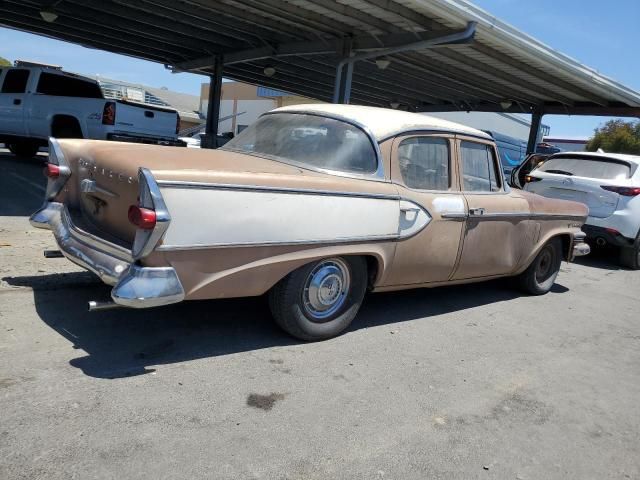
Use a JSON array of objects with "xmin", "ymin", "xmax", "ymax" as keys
[{"xmin": 2, "ymin": 0, "xmax": 640, "ymax": 117}]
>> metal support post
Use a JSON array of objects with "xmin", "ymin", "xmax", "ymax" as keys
[
  {"xmin": 203, "ymin": 55, "xmax": 223, "ymax": 149},
  {"xmin": 527, "ymin": 108, "xmax": 543, "ymax": 154}
]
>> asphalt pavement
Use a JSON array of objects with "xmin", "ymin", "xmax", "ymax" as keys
[{"xmin": 1, "ymin": 149, "xmax": 639, "ymax": 480}]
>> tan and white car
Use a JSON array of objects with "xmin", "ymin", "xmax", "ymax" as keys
[{"xmin": 31, "ymin": 104, "xmax": 590, "ymax": 340}]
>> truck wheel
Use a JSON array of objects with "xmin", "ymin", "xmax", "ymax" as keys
[
  {"xmin": 268, "ymin": 256, "xmax": 368, "ymax": 341},
  {"xmin": 8, "ymin": 141, "xmax": 39, "ymax": 159},
  {"xmin": 516, "ymin": 238, "xmax": 562, "ymax": 295},
  {"xmin": 619, "ymin": 241, "xmax": 640, "ymax": 270}
]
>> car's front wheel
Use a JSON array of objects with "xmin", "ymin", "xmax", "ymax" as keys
[
  {"xmin": 516, "ymin": 238, "xmax": 562, "ymax": 295},
  {"xmin": 268, "ymin": 256, "xmax": 368, "ymax": 341}
]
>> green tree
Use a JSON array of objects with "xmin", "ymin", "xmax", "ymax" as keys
[
  {"xmin": 586, "ymin": 119, "xmax": 640, "ymax": 155},
  {"xmin": 0, "ymin": 56, "xmax": 11, "ymax": 66}
]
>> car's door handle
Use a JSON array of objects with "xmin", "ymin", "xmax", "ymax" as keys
[
  {"xmin": 469, "ymin": 207, "xmax": 485, "ymax": 216},
  {"xmin": 13, "ymin": 98, "xmax": 21, "ymax": 105}
]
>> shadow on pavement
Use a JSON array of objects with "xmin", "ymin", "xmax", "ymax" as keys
[
  {"xmin": 573, "ymin": 246, "xmax": 625, "ymax": 271},
  {"xmin": 3, "ymin": 271, "xmax": 569, "ymax": 379},
  {"xmin": 0, "ymin": 152, "xmax": 48, "ymax": 216}
]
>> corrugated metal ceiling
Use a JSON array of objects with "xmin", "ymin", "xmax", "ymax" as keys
[{"xmin": 1, "ymin": 0, "xmax": 638, "ymax": 117}]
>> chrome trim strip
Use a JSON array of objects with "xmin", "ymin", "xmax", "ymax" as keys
[
  {"xmin": 464, "ymin": 212, "xmax": 586, "ymax": 221},
  {"xmin": 156, "ymin": 234, "xmax": 400, "ymax": 251},
  {"xmin": 156, "ymin": 180, "xmax": 401, "ymax": 200},
  {"xmin": 80, "ymin": 179, "xmax": 118, "ymax": 198},
  {"xmin": 441, "ymin": 212, "xmax": 468, "ymax": 220},
  {"xmin": 30, "ymin": 202, "xmax": 131, "ymax": 285},
  {"xmin": 221, "ymin": 110, "xmax": 387, "ymax": 182},
  {"xmin": 132, "ymin": 168, "xmax": 171, "ymax": 259},
  {"xmin": 31, "ymin": 202, "xmax": 133, "ymax": 261},
  {"xmin": 572, "ymin": 242, "xmax": 591, "ymax": 257},
  {"xmin": 530, "ymin": 213, "xmax": 587, "ymax": 221},
  {"xmin": 46, "ymin": 137, "xmax": 71, "ymax": 201},
  {"xmin": 112, "ymin": 263, "xmax": 185, "ymax": 308},
  {"xmin": 378, "ymin": 128, "xmax": 492, "ymax": 143},
  {"xmin": 29, "ymin": 201, "xmax": 184, "ymax": 308}
]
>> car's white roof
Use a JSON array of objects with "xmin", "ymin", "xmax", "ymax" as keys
[
  {"xmin": 273, "ymin": 104, "xmax": 491, "ymax": 142},
  {"xmin": 552, "ymin": 151, "xmax": 640, "ymax": 165}
]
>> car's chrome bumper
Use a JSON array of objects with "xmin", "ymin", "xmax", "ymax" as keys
[
  {"xmin": 572, "ymin": 232, "xmax": 591, "ymax": 259},
  {"xmin": 30, "ymin": 202, "xmax": 184, "ymax": 308}
]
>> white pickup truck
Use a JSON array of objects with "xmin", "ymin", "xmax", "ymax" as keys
[{"xmin": 0, "ymin": 61, "xmax": 183, "ymax": 158}]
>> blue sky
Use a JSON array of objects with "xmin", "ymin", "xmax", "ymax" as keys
[{"xmin": 1, "ymin": 0, "xmax": 638, "ymax": 138}]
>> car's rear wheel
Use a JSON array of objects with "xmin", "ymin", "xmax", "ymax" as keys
[
  {"xmin": 516, "ymin": 238, "xmax": 562, "ymax": 295},
  {"xmin": 268, "ymin": 256, "xmax": 368, "ymax": 341},
  {"xmin": 8, "ymin": 141, "xmax": 39, "ymax": 159},
  {"xmin": 619, "ymin": 239, "xmax": 640, "ymax": 270}
]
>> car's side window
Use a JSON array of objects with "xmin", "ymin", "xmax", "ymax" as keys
[
  {"xmin": 398, "ymin": 137, "xmax": 450, "ymax": 191},
  {"xmin": 460, "ymin": 141, "xmax": 501, "ymax": 192},
  {"xmin": 1, "ymin": 69, "xmax": 30, "ymax": 94}
]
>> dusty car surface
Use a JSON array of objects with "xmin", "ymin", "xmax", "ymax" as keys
[{"xmin": 31, "ymin": 104, "xmax": 590, "ymax": 340}]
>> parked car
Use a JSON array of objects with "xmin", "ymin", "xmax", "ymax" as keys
[
  {"xmin": 483, "ymin": 130, "xmax": 528, "ymax": 178},
  {"xmin": 30, "ymin": 105, "xmax": 590, "ymax": 340},
  {"xmin": 510, "ymin": 153, "xmax": 551, "ymax": 189},
  {"xmin": 520, "ymin": 151, "xmax": 640, "ymax": 269},
  {"xmin": 0, "ymin": 60, "xmax": 183, "ymax": 158}
]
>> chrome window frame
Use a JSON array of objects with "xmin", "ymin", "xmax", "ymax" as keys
[
  {"xmin": 220, "ymin": 110, "xmax": 387, "ymax": 183},
  {"xmin": 394, "ymin": 134, "xmax": 454, "ymax": 193},
  {"xmin": 458, "ymin": 139, "xmax": 508, "ymax": 195}
]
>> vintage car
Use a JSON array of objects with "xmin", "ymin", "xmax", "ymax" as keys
[{"xmin": 31, "ymin": 104, "xmax": 590, "ymax": 341}]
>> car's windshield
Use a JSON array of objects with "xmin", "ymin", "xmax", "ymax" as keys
[
  {"xmin": 535, "ymin": 156, "xmax": 631, "ymax": 180},
  {"xmin": 221, "ymin": 113, "xmax": 378, "ymax": 174}
]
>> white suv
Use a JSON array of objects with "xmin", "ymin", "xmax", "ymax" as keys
[{"xmin": 522, "ymin": 152, "xmax": 640, "ymax": 269}]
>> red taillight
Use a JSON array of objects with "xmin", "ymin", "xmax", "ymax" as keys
[
  {"xmin": 44, "ymin": 163, "xmax": 60, "ymax": 178},
  {"xmin": 128, "ymin": 205, "xmax": 156, "ymax": 230},
  {"xmin": 102, "ymin": 101, "xmax": 116, "ymax": 125},
  {"xmin": 175, "ymin": 114, "xmax": 181, "ymax": 134},
  {"xmin": 600, "ymin": 185, "xmax": 640, "ymax": 196}
]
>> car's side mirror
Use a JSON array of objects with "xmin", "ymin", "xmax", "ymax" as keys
[{"xmin": 509, "ymin": 169, "xmax": 518, "ymax": 189}]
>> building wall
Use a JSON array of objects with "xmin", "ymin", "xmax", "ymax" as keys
[
  {"xmin": 201, "ymin": 81, "xmax": 547, "ymax": 141},
  {"xmin": 218, "ymin": 99, "xmax": 276, "ymax": 134},
  {"xmin": 201, "ymin": 81, "xmax": 321, "ymax": 134},
  {"xmin": 543, "ymin": 137, "xmax": 588, "ymax": 152},
  {"xmin": 424, "ymin": 112, "xmax": 544, "ymax": 142}
]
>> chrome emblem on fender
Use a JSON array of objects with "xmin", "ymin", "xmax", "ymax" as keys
[{"xmin": 78, "ymin": 158, "xmax": 134, "ymax": 184}]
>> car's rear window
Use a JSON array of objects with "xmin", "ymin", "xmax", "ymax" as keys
[
  {"xmin": 221, "ymin": 113, "xmax": 378, "ymax": 175},
  {"xmin": 36, "ymin": 72, "xmax": 103, "ymax": 98},
  {"xmin": 536, "ymin": 156, "xmax": 631, "ymax": 180}
]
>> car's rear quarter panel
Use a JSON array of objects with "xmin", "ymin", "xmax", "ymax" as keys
[{"xmin": 516, "ymin": 190, "xmax": 589, "ymax": 270}]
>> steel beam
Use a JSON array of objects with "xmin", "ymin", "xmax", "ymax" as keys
[
  {"xmin": 203, "ymin": 56, "xmax": 223, "ymax": 149},
  {"xmin": 174, "ymin": 29, "xmax": 467, "ymax": 71},
  {"xmin": 417, "ymin": 102, "xmax": 640, "ymax": 117},
  {"xmin": 332, "ymin": 22, "xmax": 477, "ymax": 104}
]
